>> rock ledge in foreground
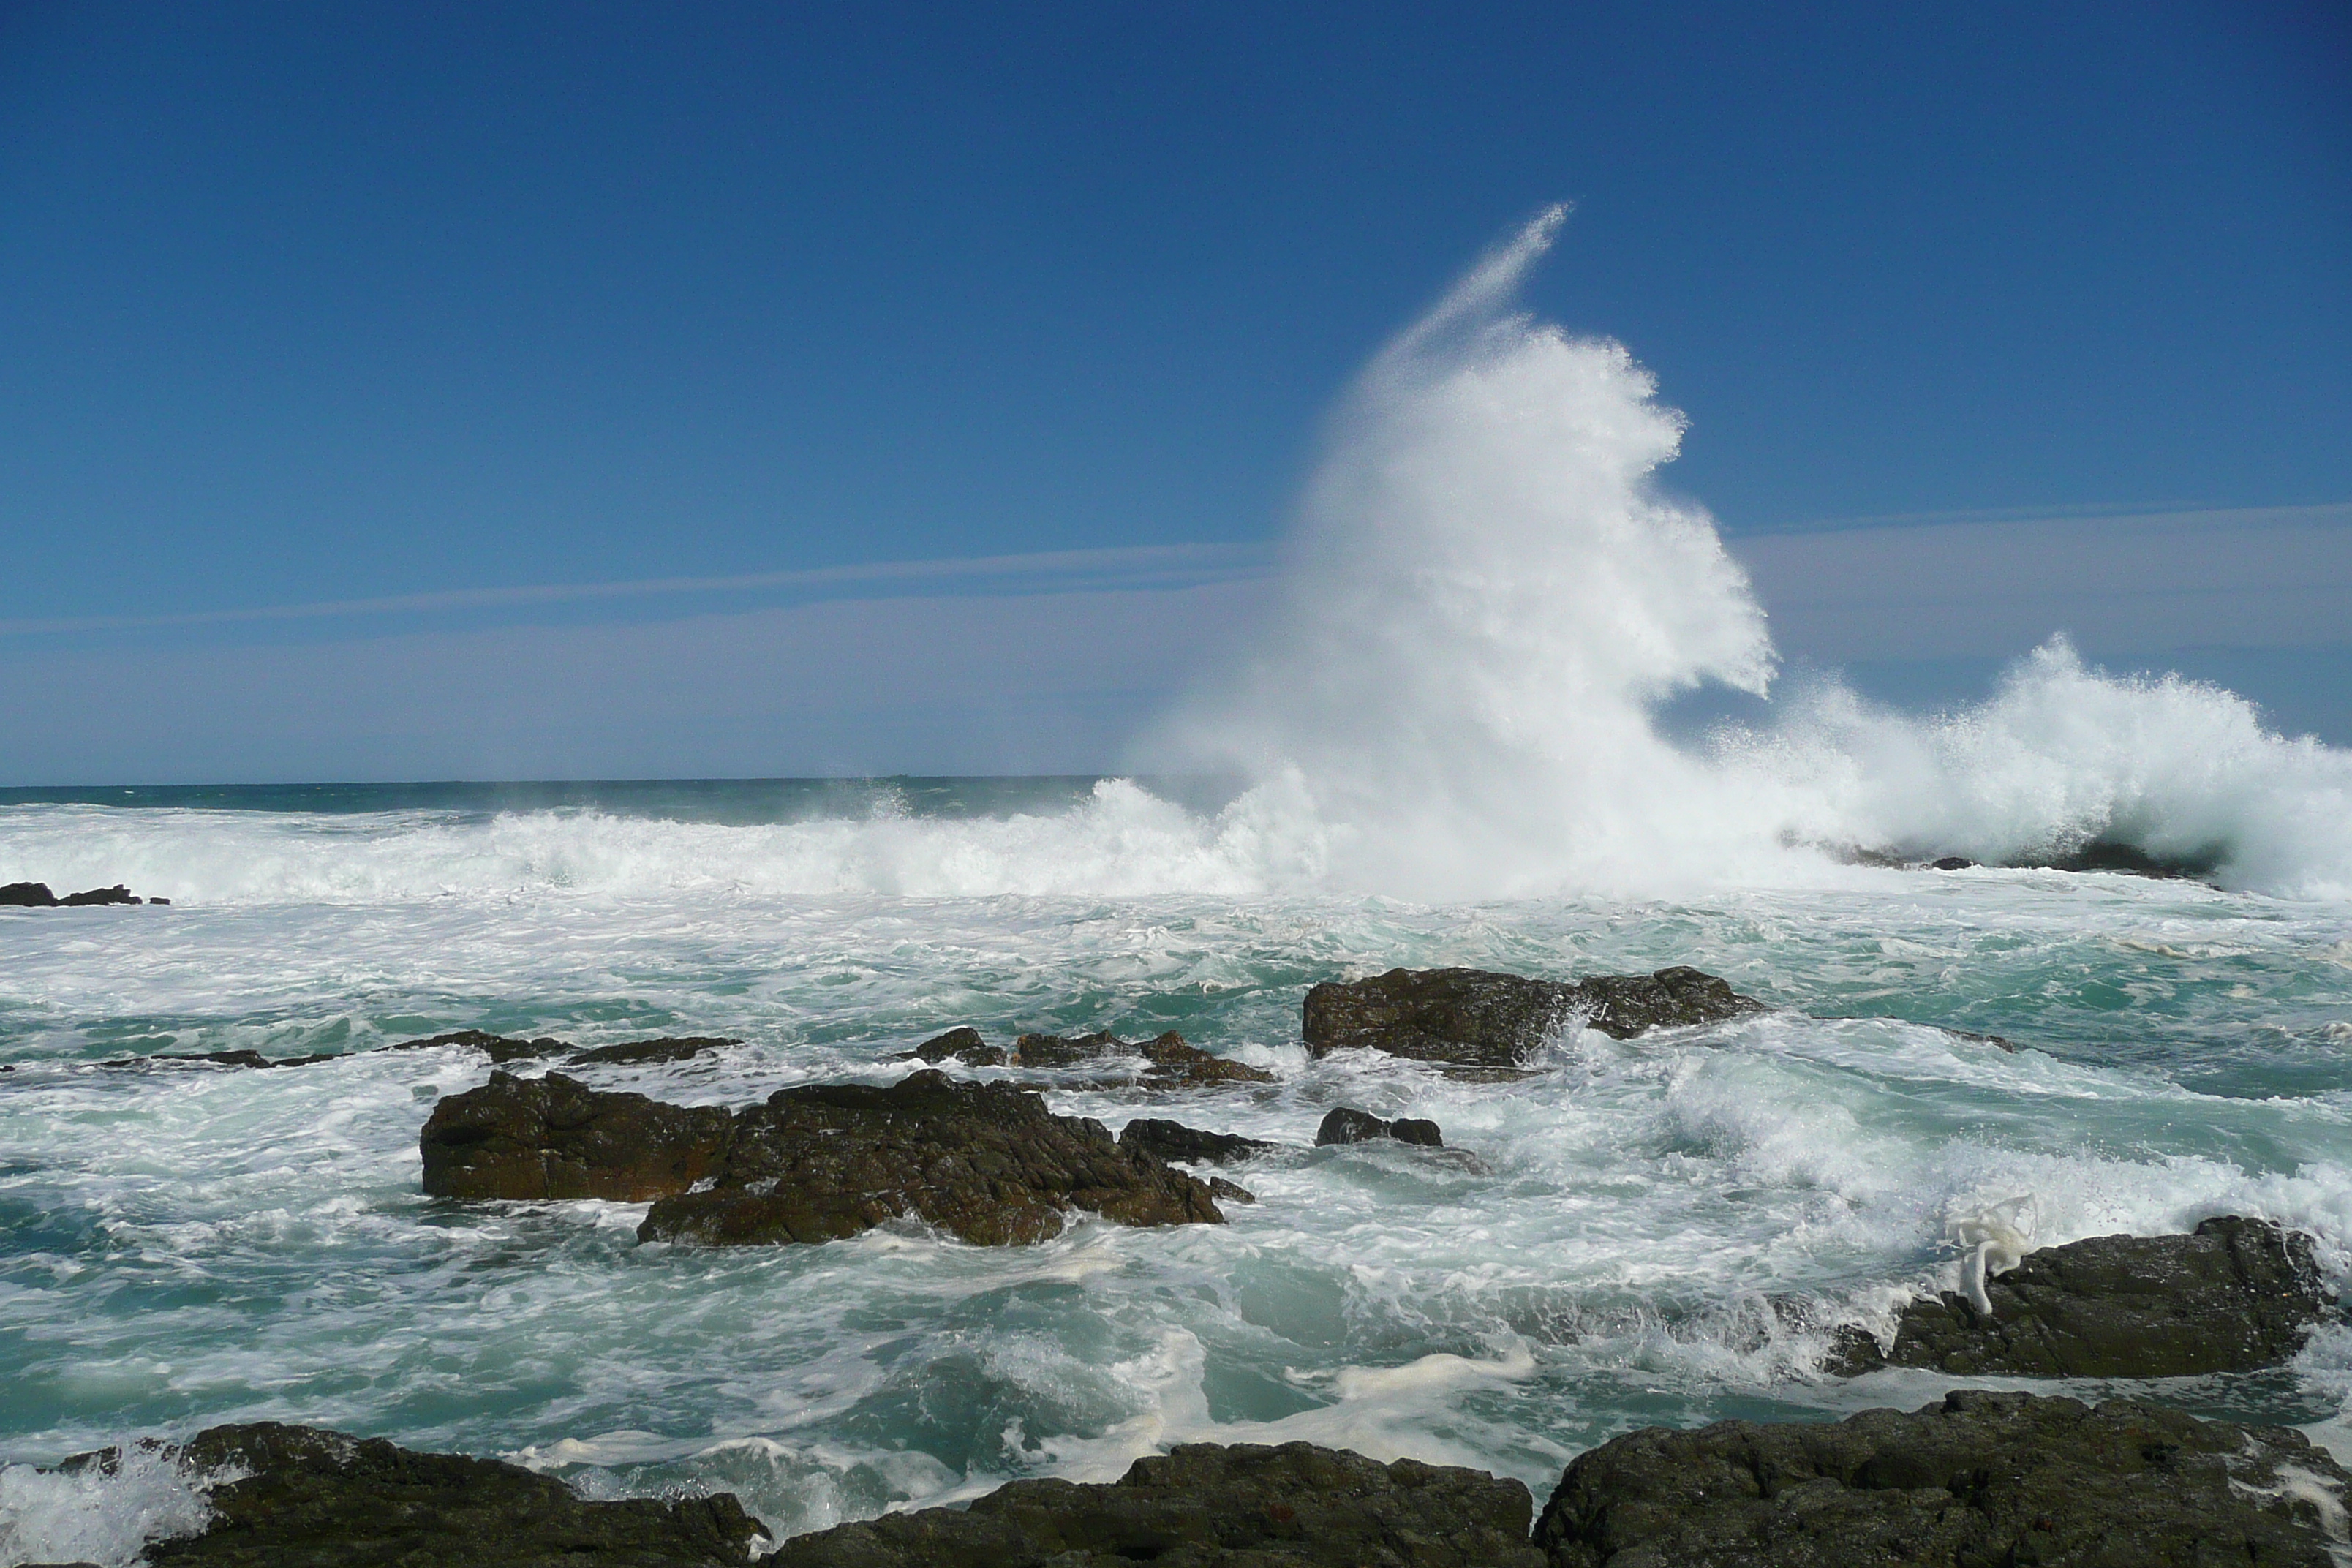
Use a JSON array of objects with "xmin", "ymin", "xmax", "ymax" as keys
[
  {"xmin": 99, "ymin": 1421, "xmax": 766, "ymax": 1567},
  {"xmin": 1303, "ymin": 966, "xmax": 1759, "ymax": 1067},
  {"xmin": 1831, "ymin": 1215, "xmax": 2335, "ymax": 1378},
  {"xmin": 767, "ymin": 1441, "xmax": 1542, "ymax": 1568},
  {"xmin": 1537, "ymin": 1388, "xmax": 2350, "ymax": 1568}
]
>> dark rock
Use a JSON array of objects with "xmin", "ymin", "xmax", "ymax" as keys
[
  {"xmin": 2034, "ymin": 837, "xmax": 2225, "ymax": 880},
  {"xmin": 118, "ymin": 1421, "xmax": 767, "ymax": 1567},
  {"xmin": 638, "ymin": 1070, "xmax": 1225, "ymax": 1247},
  {"xmin": 150, "ymin": 897, "xmax": 171, "ymax": 905},
  {"xmin": 568, "ymin": 1036, "xmax": 741, "ymax": 1067},
  {"xmin": 386, "ymin": 1029, "xmax": 572, "ymax": 1063},
  {"xmin": 1013, "ymin": 1029, "xmax": 1277, "ymax": 1087},
  {"xmin": 419, "ymin": 1071, "xmax": 734, "ymax": 1202},
  {"xmin": 1119, "ymin": 1117, "xmax": 1278, "ymax": 1166},
  {"xmin": 1, "ymin": 882, "xmax": 57, "ymax": 906},
  {"xmin": 902, "ymin": 1025, "xmax": 1009, "ymax": 1067},
  {"xmin": 60, "ymin": 884, "xmax": 141, "ymax": 905},
  {"xmin": 768, "ymin": 1440, "xmax": 1542, "ymax": 1568},
  {"xmin": 103, "ymin": 1048, "xmax": 341, "ymax": 1070},
  {"xmin": 1303, "ymin": 966, "xmax": 1760, "ymax": 1067},
  {"xmin": 1315, "ymin": 1107, "xmax": 1443, "ymax": 1147},
  {"xmin": 1208, "ymin": 1175, "xmax": 1256, "ymax": 1205},
  {"xmin": 1833, "ymin": 1216, "xmax": 2334, "ymax": 1378},
  {"xmin": 1930, "ymin": 855, "xmax": 1977, "ymax": 870},
  {"xmin": 1535, "ymin": 1388, "xmax": 2350, "ymax": 1568}
]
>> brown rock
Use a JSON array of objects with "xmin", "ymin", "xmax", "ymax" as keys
[
  {"xmin": 418, "ymin": 1071, "xmax": 734, "ymax": 1201},
  {"xmin": 1302, "ymin": 966, "xmax": 1760, "ymax": 1068}
]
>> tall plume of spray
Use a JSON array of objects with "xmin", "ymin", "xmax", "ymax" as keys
[{"xmin": 1165, "ymin": 209, "xmax": 2352, "ymax": 900}]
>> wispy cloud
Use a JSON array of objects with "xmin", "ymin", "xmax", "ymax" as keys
[{"xmin": 0, "ymin": 541, "xmax": 1275, "ymax": 638}]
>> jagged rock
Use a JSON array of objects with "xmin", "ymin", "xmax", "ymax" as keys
[
  {"xmin": 419, "ymin": 1071, "xmax": 734, "ymax": 1202},
  {"xmin": 568, "ymin": 1036, "xmax": 740, "ymax": 1066},
  {"xmin": 1831, "ymin": 1216, "xmax": 2334, "ymax": 1378},
  {"xmin": 638, "ymin": 1070, "xmax": 1226, "ymax": 1247},
  {"xmin": 1315, "ymin": 1107, "xmax": 1443, "ymax": 1147},
  {"xmin": 386, "ymin": 1029, "xmax": 573, "ymax": 1064},
  {"xmin": 1535, "ymin": 1388, "xmax": 2349, "ymax": 1567},
  {"xmin": 1119, "ymin": 1117, "xmax": 1278, "ymax": 1166},
  {"xmin": 3, "ymin": 881, "xmax": 151, "ymax": 907},
  {"xmin": 904, "ymin": 1025, "xmax": 1009, "ymax": 1067},
  {"xmin": 1208, "ymin": 1175, "xmax": 1256, "ymax": 1205},
  {"xmin": 1302, "ymin": 967, "xmax": 1760, "ymax": 1067},
  {"xmin": 767, "ymin": 1440, "xmax": 1543, "ymax": 1567},
  {"xmin": 97, "ymin": 1421, "xmax": 769, "ymax": 1566},
  {"xmin": 1012, "ymin": 1029, "xmax": 1276, "ymax": 1087}
]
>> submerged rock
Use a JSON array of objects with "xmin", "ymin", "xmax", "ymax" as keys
[
  {"xmin": 1536, "ymin": 1388, "xmax": 2349, "ymax": 1567},
  {"xmin": 110, "ymin": 1421, "xmax": 767, "ymax": 1567},
  {"xmin": 639, "ymin": 1070, "xmax": 1224, "ymax": 1247},
  {"xmin": 567, "ymin": 1036, "xmax": 740, "ymax": 1066},
  {"xmin": 767, "ymin": 1440, "xmax": 1543, "ymax": 1567},
  {"xmin": 1119, "ymin": 1117, "xmax": 1278, "ymax": 1165},
  {"xmin": 1012, "ymin": 1029, "xmax": 1277, "ymax": 1087},
  {"xmin": 386, "ymin": 1029, "xmax": 573, "ymax": 1063},
  {"xmin": 1315, "ymin": 1107, "xmax": 1443, "ymax": 1147},
  {"xmin": 102, "ymin": 1048, "xmax": 339, "ymax": 1070},
  {"xmin": 1302, "ymin": 966, "xmax": 1759, "ymax": 1067},
  {"xmin": 420, "ymin": 1071, "xmax": 734, "ymax": 1202},
  {"xmin": 1831, "ymin": 1216, "xmax": 2334, "ymax": 1378}
]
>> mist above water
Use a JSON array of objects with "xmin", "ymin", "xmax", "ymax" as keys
[{"xmin": 1161, "ymin": 209, "xmax": 2352, "ymax": 901}]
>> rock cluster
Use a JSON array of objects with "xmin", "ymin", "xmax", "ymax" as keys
[
  {"xmin": 1536, "ymin": 1389, "xmax": 2350, "ymax": 1567},
  {"xmin": 766, "ymin": 1441, "xmax": 1544, "ymax": 1568},
  {"xmin": 1302, "ymin": 966, "xmax": 1759, "ymax": 1067},
  {"xmin": 392, "ymin": 1030, "xmax": 740, "ymax": 1067},
  {"xmin": 421, "ymin": 1068, "xmax": 1227, "ymax": 1247},
  {"xmin": 97, "ymin": 1421, "xmax": 767, "ymax": 1567},
  {"xmin": 1831, "ymin": 1215, "xmax": 2334, "ymax": 1377},
  {"xmin": 1, "ymin": 881, "xmax": 164, "ymax": 906},
  {"xmin": 907, "ymin": 1025, "xmax": 1275, "ymax": 1087},
  {"xmin": 1315, "ymin": 1107, "xmax": 1443, "ymax": 1147}
]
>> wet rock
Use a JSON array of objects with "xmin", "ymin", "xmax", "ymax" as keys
[
  {"xmin": 112, "ymin": 1421, "xmax": 768, "ymax": 1567},
  {"xmin": 1303, "ymin": 966, "xmax": 1759, "ymax": 1067},
  {"xmin": 1013, "ymin": 1029, "xmax": 1276, "ymax": 1087},
  {"xmin": 768, "ymin": 1440, "xmax": 1543, "ymax": 1568},
  {"xmin": 1930, "ymin": 855, "xmax": 1977, "ymax": 870},
  {"xmin": 902, "ymin": 1025, "xmax": 1009, "ymax": 1067},
  {"xmin": 1207, "ymin": 1175, "xmax": 1256, "ymax": 1205},
  {"xmin": 3, "ymin": 881, "xmax": 154, "ymax": 907},
  {"xmin": 1535, "ymin": 1388, "xmax": 2350, "ymax": 1568},
  {"xmin": 1119, "ymin": 1117, "xmax": 1278, "ymax": 1166},
  {"xmin": 568, "ymin": 1036, "xmax": 740, "ymax": 1067},
  {"xmin": 1315, "ymin": 1107, "xmax": 1443, "ymax": 1147},
  {"xmin": 1831, "ymin": 1216, "xmax": 2334, "ymax": 1378},
  {"xmin": 420, "ymin": 1071, "xmax": 734, "ymax": 1202},
  {"xmin": 638, "ymin": 1069, "xmax": 1224, "ymax": 1248},
  {"xmin": 2036, "ymin": 837, "xmax": 2223, "ymax": 879},
  {"xmin": 385, "ymin": 1029, "xmax": 572, "ymax": 1063},
  {"xmin": 99, "ymin": 1048, "xmax": 339, "ymax": 1070}
]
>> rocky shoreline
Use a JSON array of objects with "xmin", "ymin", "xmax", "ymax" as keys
[{"xmin": 27, "ymin": 1391, "xmax": 2351, "ymax": 1566}]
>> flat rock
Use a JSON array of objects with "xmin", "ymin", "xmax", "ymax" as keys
[
  {"xmin": 568, "ymin": 1036, "xmax": 741, "ymax": 1066},
  {"xmin": 1302, "ymin": 967, "xmax": 1760, "ymax": 1067},
  {"xmin": 1316, "ymin": 1107, "xmax": 1443, "ymax": 1147},
  {"xmin": 387, "ymin": 1029, "xmax": 573, "ymax": 1063},
  {"xmin": 1119, "ymin": 1117, "xmax": 1278, "ymax": 1166},
  {"xmin": 638, "ymin": 1069, "xmax": 1226, "ymax": 1247},
  {"xmin": 420, "ymin": 1071, "xmax": 734, "ymax": 1201},
  {"xmin": 3, "ymin": 881, "xmax": 152, "ymax": 907},
  {"xmin": 1831, "ymin": 1216, "xmax": 2335, "ymax": 1378},
  {"xmin": 767, "ymin": 1440, "xmax": 1543, "ymax": 1567},
  {"xmin": 1013, "ymin": 1029, "xmax": 1277, "ymax": 1087},
  {"xmin": 1535, "ymin": 1388, "xmax": 2350, "ymax": 1567},
  {"xmin": 108, "ymin": 1421, "xmax": 768, "ymax": 1567},
  {"xmin": 102, "ymin": 1049, "xmax": 339, "ymax": 1070}
]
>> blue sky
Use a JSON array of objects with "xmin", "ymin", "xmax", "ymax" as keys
[{"xmin": 2, "ymin": 1, "xmax": 2347, "ymax": 780}]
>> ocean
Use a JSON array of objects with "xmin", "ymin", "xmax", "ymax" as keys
[{"xmin": 4, "ymin": 209, "xmax": 2348, "ymax": 1563}]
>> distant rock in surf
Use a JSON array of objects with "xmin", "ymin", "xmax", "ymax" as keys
[
  {"xmin": 386, "ymin": 1028, "xmax": 573, "ymax": 1063},
  {"xmin": 102, "ymin": 1047, "xmax": 339, "ymax": 1069},
  {"xmin": 767, "ymin": 1440, "xmax": 1543, "ymax": 1568},
  {"xmin": 1014, "ymin": 1028, "xmax": 1278, "ymax": 1087},
  {"xmin": 1119, "ymin": 1117, "xmax": 1278, "ymax": 1165},
  {"xmin": 1536, "ymin": 1389, "xmax": 2349, "ymax": 1568},
  {"xmin": 421, "ymin": 1068, "xmax": 1228, "ymax": 1245},
  {"xmin": 901, "ymin": 1024, "xmax": 1008, "ymax": 1066},
  {"xmin": 1302, "ymin": 966, "xmax": 1760, "ymax": 1068},
  {"xmin": 1931, "ymin": 855, "xmax": 1976, "ymax": 870},
  {"xmin": 421, "ymin": 1071, "xmax": 734, "ymax": 1202},
  {"xmin": 1315, "ymin": 1107, "xmax": 1443, "ymax": 1147},
  {"xmin": 567, "ymin": 1036, "xmax": 739, "ymax": 1066},
  {"xmin": 1828, "ymin": 1216, "xmax": 2334, "ymax": 1379},
  {"xmin": 88, "ymin": 1421, "xmax": 769, "ymax": 1567},
  {"xmin": 2, "ymin": 881, "xmax": 158, "ymax": 907}
]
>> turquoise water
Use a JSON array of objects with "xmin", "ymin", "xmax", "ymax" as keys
[{"xmin": 1, "ymin": 780, "xmax": 2348, "ymax": 1561}]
